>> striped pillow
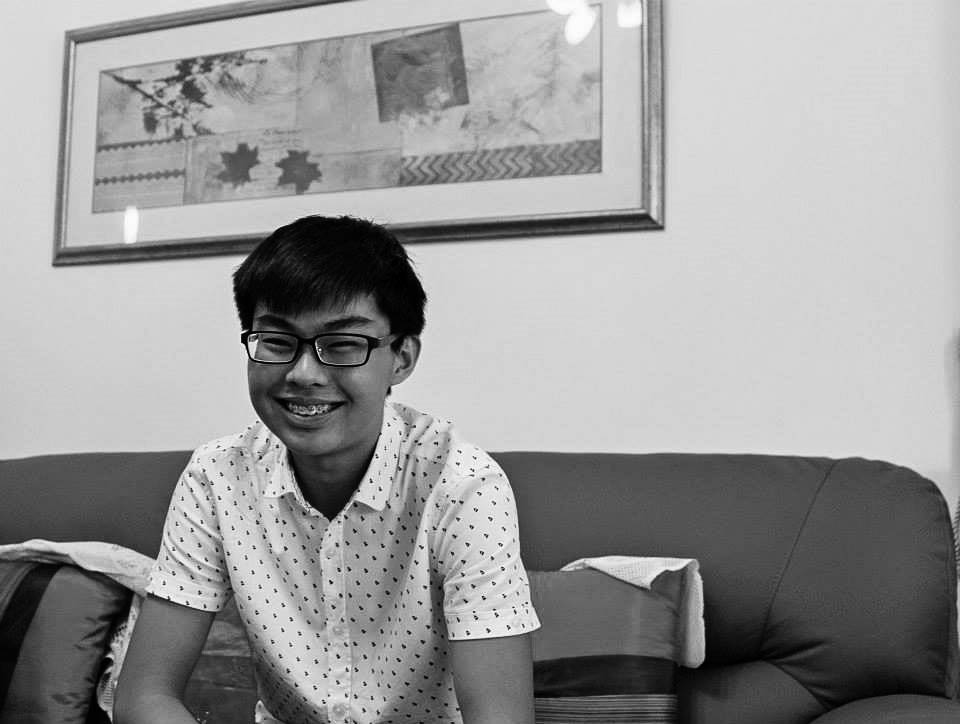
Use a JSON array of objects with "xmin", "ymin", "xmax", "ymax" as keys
[
  {"xmin": 528, "ymin": 568, "xmax": 685, "ymax": 724},
  {"xmin": 0, "ymin": 561, "xmax": 130, "ymax": 723}
]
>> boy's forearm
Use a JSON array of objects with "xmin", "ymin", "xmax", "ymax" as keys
[
  {"xmin": 460, "ymin": 706, "xmax": 534, "ymax": 724},
  {"xmin": 113, "ymin": 595, "xmax": 215, "ymax": 724},
  {"xmin": 112, "ymin": 691, "xmax": 198, "ymax": 724}
]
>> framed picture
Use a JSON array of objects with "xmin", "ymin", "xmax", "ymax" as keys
[{"xmin": 53, "ymin": 0, "xmax": 663, "ymax": 265}]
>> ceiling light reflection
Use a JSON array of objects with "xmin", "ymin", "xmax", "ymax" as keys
[
  {"xmin": 564, "ymin": 5, "xmax": 598, "ymax": 45},
  {"xmin": 617, "ymin": 0, "xmax": 644, "ymax": 27}
]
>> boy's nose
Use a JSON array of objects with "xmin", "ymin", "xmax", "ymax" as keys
[{"xmin": 285, "ymin": 344, "xmax": 332, "ymax": 385}]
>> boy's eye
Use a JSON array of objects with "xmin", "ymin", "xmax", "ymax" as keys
[
  {"xmin": 325, "ymin": 339, "xmax": 364, "ymax": 351},
  {"xmin": 257, "ymin": 334, "xmax": 296, "ymax": 349}
]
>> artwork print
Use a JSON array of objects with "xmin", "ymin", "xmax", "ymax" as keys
[{"xmin": 92, "ymin": 8, "xmax": 602, "ymax": 213}]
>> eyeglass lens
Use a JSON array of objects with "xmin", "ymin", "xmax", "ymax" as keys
[{"xmin": 246, "ymin": 332, "xmax": 370, "ymax": 366}]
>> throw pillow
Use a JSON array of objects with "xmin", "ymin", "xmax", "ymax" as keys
[
  {"xmin": 528, "ymin": 567, "xmax": 688, "ymax": 723},
  {"xmin": 0, "ymin": 561, "xmax": 130, "ymax": 724}
]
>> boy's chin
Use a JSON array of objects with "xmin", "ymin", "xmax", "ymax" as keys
[{"xmin": 275, "ymin": 426, "xmax": 341, "ymax": 457}]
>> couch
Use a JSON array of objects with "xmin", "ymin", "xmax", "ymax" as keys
[{"xmin": 1, "ymin": 449, "xmax": 958, "ymax": 723}]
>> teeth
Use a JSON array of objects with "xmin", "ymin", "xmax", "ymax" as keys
[{"xmin": 286, "ymin": 402, "xmax": 335, "ymax": 416}]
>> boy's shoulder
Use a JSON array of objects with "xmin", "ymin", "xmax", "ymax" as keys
[
  {"xmin": 390, "ymin": 401, "xmax": 505, "ymax": 484},
  {"xmin": 190, "ymin": 419, "xmax": 279, "ymax": 464}
]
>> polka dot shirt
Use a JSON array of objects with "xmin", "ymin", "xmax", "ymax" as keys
[{"xmin": 147, "ymin": 402, "xmax": 540, "ymax": 724}]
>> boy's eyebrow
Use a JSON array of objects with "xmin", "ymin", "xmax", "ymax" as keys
[
  {"xmin": 251, "ymin": 313, "xmax": 294, "ymax": 329},
  {"xmin": 319, "ymin": 315, "xmax": 377, "ymax": 331},
  {"xmin": 251, "ymin": 313, "xmax": 377, "ymax": 331}
]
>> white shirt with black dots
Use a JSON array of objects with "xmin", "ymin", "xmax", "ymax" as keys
[{"xmin": 147, "ymin": 401, "xmax": 540, "ymax": 724}]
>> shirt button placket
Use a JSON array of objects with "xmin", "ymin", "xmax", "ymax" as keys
[{"xmin": 321, "ymin": 518, "xmax": 351, "ymax": 723}]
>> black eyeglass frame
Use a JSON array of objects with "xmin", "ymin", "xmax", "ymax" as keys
[{"xmin": 240, "ymin": 330, "xmax": 398, "ymax": 367}]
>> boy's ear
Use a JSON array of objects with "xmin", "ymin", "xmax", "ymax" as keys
[{"xmin": 390, "ymin": 335, "xmax": 421, "ymax": 385}]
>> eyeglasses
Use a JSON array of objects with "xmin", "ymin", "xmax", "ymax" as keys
[{"xmin": 241, "ymin": 330, "xmax": 396, "ymax": 367}]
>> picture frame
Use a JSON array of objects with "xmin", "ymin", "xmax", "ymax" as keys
[{"xmin": 53, "ymin": 0, "xmax": 663, "ymax": 265}]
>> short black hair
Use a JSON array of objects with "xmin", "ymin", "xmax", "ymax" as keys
[{"xmin": 233, "ymin": 215, "xmax": 426, "ymax": 343}]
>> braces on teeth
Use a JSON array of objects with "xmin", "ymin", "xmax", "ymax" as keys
[{"xmin": 288, "ymin": 403, "xmax": 334, "ymax": 415}]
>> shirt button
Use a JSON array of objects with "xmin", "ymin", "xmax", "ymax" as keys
[
  {"xmin": 332, "ymin": 623, "xmax": 346, "ymax": 637},
  {"xmin": 332, "ymin": 703, "xmax": 347, "ymax": 717},
  {"xmin": 324, "ymin": 547, "xmax": 336, "ymax": 560}
]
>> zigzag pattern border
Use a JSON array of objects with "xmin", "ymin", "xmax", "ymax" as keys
[
  {"xmin": 97, "ymin": 137, "xmax": 186, "ymax": 152},
  {"xmin": 94, "ymin": 169, "xmax": 186, "ymax": 186},
  {"xmin": 399, "ymin": 139, "xmax": 601, "ymax": 186}
]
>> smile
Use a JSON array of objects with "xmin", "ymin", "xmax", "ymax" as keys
[{"xmin": 282, "ymin": 401, "xmax": 342, "ymax": 417}]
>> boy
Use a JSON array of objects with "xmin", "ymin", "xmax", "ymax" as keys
[{"xmin": 114, "ymin": 215, "xmax": 540, "ymax": 724}]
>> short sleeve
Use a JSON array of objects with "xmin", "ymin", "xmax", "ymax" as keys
[
  {"xmin": 434, "ymin": 472, "xmax": 541, "ymax": 640},
  {"xmin": 146, "ymin": 450, "xmax": 231, "ymax": 612}
]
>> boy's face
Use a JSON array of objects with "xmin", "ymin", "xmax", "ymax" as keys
[{"xmin": 246, "ymin": 294, "xmax": 419, "ymax": 476}]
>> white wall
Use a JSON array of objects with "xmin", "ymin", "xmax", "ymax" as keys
[{"xmin": 3, "ymin": 0, "xmax": 959, "ymax": 512}]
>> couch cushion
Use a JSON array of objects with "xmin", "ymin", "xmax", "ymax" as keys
[
  {"xmin": 763, "ymin": 458, "xmax": 958, "ymax": 707},
  {"xmin": 678, "ymin": 661, "xmax": 826, "ymax": 724},
  {"xmin": 496, "ymin": 452, "xmax": 836, "ymax": 667},
  {"xmin": 809, "ymin": 694, "xmax": 960, "ymax": 723}
]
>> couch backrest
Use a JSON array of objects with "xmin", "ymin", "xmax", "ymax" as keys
[
  {"xmin": 495, "ymin": 451, "xmax": 959, "ymax": 722},
  {"xmin": 1, "ymin": 451, "xmax": 189, "ymax": 557},
  {"xmin": 2, "ymin": 450, "xmax": 957, "ymax": 723}
]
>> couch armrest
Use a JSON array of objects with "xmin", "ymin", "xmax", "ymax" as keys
[{"xmin": 810, "ymin": 694, "xmax": 960, "ymax": 723}]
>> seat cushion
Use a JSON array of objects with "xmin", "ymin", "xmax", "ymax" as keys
[{"xmin": 809, "ymin": 694, "xmax": 960, "ymax": 723}]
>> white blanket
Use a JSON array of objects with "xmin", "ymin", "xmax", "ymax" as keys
[{"xmin": 0, "ymin": 538, "xmax": 154, "ymax": 596}]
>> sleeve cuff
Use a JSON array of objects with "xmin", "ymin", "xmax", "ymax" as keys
[
  {"xmin": 146, "ymin": 570, "xmax": 230, "ymax": 612},
  {"xmin": 445, "ymin": 602, "xmax": 541, "ymax": 640}
]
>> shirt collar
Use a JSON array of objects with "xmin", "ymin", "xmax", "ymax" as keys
[
  {"xmin": 258, "ymin": 403, "xmax": 404, "ymax": 512},
  {"xmin": 256, "ymin": 425, "xmax": 297, "ymax": 500},
  {"xmin": 352, "ymin": 402, "xmax": 404, "ymax": 512}
]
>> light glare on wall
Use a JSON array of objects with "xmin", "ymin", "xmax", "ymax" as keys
[
  {"xmin": 123, "ymin": 206, "xmax": 140, "ymax": 244},
  {"xmin": 617, "ymin": 0, "xmax": 643, "ymax": 27}
]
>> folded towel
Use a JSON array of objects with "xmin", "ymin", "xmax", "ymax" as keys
[{"xmin": 560, "ymin": 555, "xmax": 705, "ymax": 667}]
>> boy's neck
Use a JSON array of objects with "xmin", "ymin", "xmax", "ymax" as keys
[{"xmin": 289, "ymin": 443, "xmax": 376, "ymax": 520}]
